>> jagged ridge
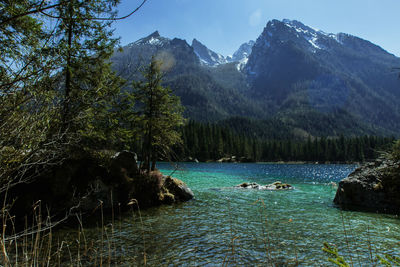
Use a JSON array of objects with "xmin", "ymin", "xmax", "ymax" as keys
[{"xmin": 111, "ymin": 21, "xmax": 400, "ymax": 137}]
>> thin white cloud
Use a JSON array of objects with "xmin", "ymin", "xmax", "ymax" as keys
[{"xmin": 249, "ymin": 9, "xmax": 262, "ymax": 27}]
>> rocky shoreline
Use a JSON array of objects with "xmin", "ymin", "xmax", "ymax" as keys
[
  {"xmin": 183, "ymin": 156, "xmax": 360, "ymax": 164},
  {"xmin": 334, "ymin": 157, "xmax": 400, "ymax": 214},
  {"xmin": 4, "ymin": 151, "xmax": 194, "ymax": 225}
]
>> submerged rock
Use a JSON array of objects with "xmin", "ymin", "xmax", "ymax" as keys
[
  {"xmin": 334, "ymin": 158, "xmax": 400, "ymax": 214},
  {"xmin": 237, "ymin": 182, "xmax": 262, "ymax": 189},
  {"xmin": 265, "ymin": 181, "xmax": 293, "ymax": 190},
  {"xmin": 235, "ymin": 181, "xmax": 293, "ymax": 190}
]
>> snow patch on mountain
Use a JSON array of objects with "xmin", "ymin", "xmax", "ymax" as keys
[
  {"xmin": 191, "ymin": 39, "xmax": 227, "ymax": 66},
  {"xmin": 148, "ymin": 37, "xmax": 162, "ymax": 45},
  {"xmin": 228, "ymin": 40, "xmax": 255, "ymax": 71},
  {"xmin": 283, "ymin": 20, "xmax": 322, "ymax": 50},
  {"xmin": 282, "ymin": 19, "xmax": 341, "ymax": 50},
  {"xmin": 132, "ymin": 31, "xmax": 170, "ymax": 47},
  {"xmin": 193, "ymin": 50, "xmax": 209, "ymax": 65}
]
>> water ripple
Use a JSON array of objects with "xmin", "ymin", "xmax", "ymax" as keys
[{"xmin": 78, "ymin": 163, "xmax": 400, "ymax": 265}]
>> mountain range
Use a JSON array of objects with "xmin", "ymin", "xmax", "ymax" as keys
[{"xmin": 111, "ymin": 19, "xmax": 400, "ymax": 138}]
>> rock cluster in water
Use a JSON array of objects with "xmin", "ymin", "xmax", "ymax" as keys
[
  {"xmin": 334, "ymin": 157, "xmax": 400, "ymax": 214},
  {"xmin": 217, "ymin": 156, "xmax": 254, "ymax": 163},
  {"xmin": 235, "ymin": 181, "xmax": 293, "ymax": 190}
]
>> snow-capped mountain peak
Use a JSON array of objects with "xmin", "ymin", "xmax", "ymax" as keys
[
  {"xmin": 133, "ymin": 31, "xmax": 170, "ymax": 47},
  {"xmin": 227, "ymin": 40, "xmax": 255, "ymax": 71},
  {"xmin": 191, "ymin": 38, "xmax": 227, "ymax": 66},
  {"xmin": 250, "ymin": 19, "xmax": 347, "ymax": 55}
]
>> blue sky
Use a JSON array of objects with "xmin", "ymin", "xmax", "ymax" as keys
[{"xmin": 113, "ymin": 0, "xmax": 400, "ymax": 57}]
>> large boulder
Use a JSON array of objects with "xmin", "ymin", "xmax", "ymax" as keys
[
  {"xmin": 3, "ymin": 151, "xmax": 194, "ymax": 225},
  {"xmin": 163, "ymin": 176, "xmax": 194, "ymax": 201},
  {"xmin": 334, "ymin": 158, "xmax": 400, "ymax": 214}
]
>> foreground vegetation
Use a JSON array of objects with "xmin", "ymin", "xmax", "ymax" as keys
[
  {"xmin": 1, "ymin": 1, "xmax": 185, "ymax": 264},
  {"xmin": 0, "ymin": 0, "xmax": 184, "ymax": 198},
  {"xmin": 2, "ymin": 189, "xmax": 400, "ymax": 266}
]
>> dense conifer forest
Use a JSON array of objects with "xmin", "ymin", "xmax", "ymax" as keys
[{"xmin": 173, "ymin": 120, "xmax": 394, "ymax": 163}]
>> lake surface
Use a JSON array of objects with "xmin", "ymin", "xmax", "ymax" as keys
[{"xmin": 81, "ymin": 163, "xmax": 400, "ymax": 265}]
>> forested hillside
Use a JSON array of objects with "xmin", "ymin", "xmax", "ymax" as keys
[
  {"xmin": 112, "ymin": 19, "xmax": 400, "ymax": 138},
  {"xmin": 173, "ymin": 121, "xmax": 394, "ymax": 162}
]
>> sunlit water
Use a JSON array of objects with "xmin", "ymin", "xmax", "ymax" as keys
[{"xmin": 73, "ymin": 163, "xmax": 400, "ymax": 265}]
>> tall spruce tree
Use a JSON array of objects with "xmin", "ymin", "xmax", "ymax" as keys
[
  {"xmin": 132, "ymin": 59, "xmax": 185, "ymax": 171},
  {"xmin": 47, "ymin": 0, "xmax": 127, "ymax": 146}
]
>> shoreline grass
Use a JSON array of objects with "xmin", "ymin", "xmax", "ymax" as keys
[{"xmin": 2, "ymin": 187, "xmax": 400, "ymax": 266}]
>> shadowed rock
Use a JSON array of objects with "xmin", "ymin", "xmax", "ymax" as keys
[
  {"xmin": 3, "ymin": 151, "xmax": 194, "ymax": 225},
  {"xmin": 334, "ymin": 158, "xmax": 400, "ymax": 214}
]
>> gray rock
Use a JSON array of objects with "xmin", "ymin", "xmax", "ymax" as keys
[
  {"xmin": 334, "ymin": 158, "xmax": 400, "ymax": 214},
  {"xmin": 163, "ymin": 176, "xmax": 194, "ymax": 201},
  {"xmin": 265, "ymin": 181, "xmax": 293, "ymax": 190}
]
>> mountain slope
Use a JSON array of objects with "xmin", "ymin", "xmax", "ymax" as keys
[
  {"xmin": 111, "ymin": 21, "xmax": 400, "ymax": 137},
  {"xmin": 191, "ymin": 39, "xmax": 227, "ymax": 66},
  {"xmin": 227, "ymin": 40, "xmax": 255, "ymax": 71},
  {"xmin": 245, "ymin": 19, "xmax": 400, "ymax": 134},
  {"xmin": 112, "ymin": 32, "xmax": 260, "ymax": 121}
]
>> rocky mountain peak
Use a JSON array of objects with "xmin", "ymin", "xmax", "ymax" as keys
[
  {"xmin": 191, "ymin": 38, "xmax": 203, "ymax": 47},
  {"xmin": 132, "ymin": 30, "xmax": 169, "ymax": 47},
  {"xmin": 148, "ymin": 30, "xmax": 161, "ymax": 39},
  {"xmin": 259, "ymin": 19, "xmax": 334, "ymax": 52},
  {"xmin": 227, "ymin": 40, "xmax": 255, "ymax": 71},
  {"xmin": 112, "ymin": 22, "xmax": 400, "ymax": 135},
  {"xmin": 191, "ymin": 38, "xmax": 227, "ymax": 66}
]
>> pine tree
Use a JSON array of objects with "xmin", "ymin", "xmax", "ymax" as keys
[
  {"xmin": 46, "ymin": 0, "xmax": 126, "ymax": 145},
  {"xmin": 132, "ymin": 59, "xmax": 185, "ymax": 171}
]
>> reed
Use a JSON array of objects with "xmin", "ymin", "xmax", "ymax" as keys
[
  {"xmin": 322, "ymin": 210, "xmax": 400, "ymax": 266},
  {"xmin": 2, "ymin": 188, "xmax": 400, "ymax": 266},
  {"xmin": 0, "ymin": 193, "xmax": 150, "ymax": 266}
]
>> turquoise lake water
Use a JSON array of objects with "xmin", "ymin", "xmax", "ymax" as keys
[{"xmin": 86, "ymin": 163, "xmax": 400, "ymax": 265}]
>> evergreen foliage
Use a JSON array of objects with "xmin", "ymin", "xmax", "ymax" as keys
[
  {"xmin": 0, "ymin": 0, "xmax": 139, "ymax": 191},
  {"xmin": 0, "ymin": 0, "xmax": 62, "ymax": 190},
  {"xmin": 176, "ymin": 120, "xmax": 394, "ymax": 162},
  {"xmin": 48, "ymin": 0, "xmax": 127, "ymax": 146},
  {"xmin": 131, "ymin": 59, "xmax": 185, "ymax": 171}
]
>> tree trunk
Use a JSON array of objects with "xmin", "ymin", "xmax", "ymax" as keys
[{"xmin": 151, "ymin": 151, "xmax": 157, "ymax": 171}]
